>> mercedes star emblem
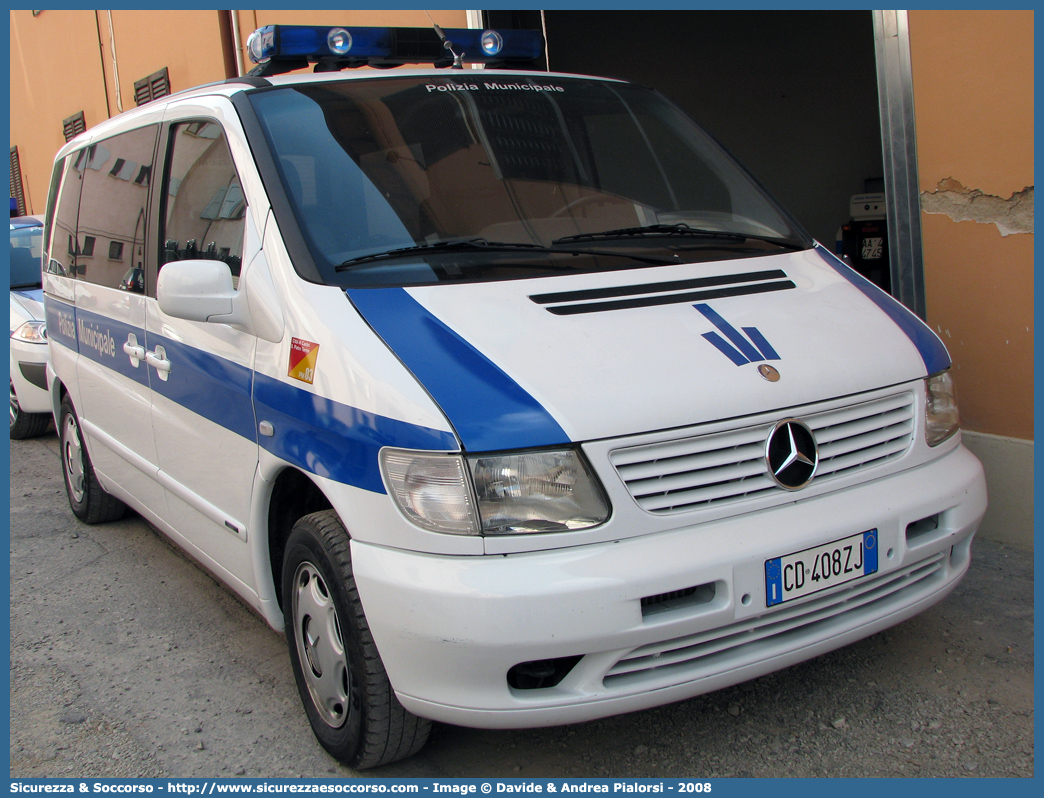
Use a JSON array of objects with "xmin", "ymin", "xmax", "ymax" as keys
[
  {"xmin": 766, "ymin": 418, "xmax": 818, "ymax": 490},
  {"xmin": 758, "ymin": 364, "xmax": 781, "ymax": 382}
]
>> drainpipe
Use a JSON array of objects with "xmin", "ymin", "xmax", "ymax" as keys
[
  {"xmin": 107, "ymin": 10, "xmax": 123, "ymax": 113},
  {"xmin": 94, "ymin": 11, "xmax": 112, "ymax": 118},
  {"xmin": 230, "ymin": 10, "xmax": 245, "ymax": 77}
]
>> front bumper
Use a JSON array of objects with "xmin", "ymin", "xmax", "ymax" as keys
[
  {"xmin": 9, "ymin": 339, "xmax": 51, "ymax": 415},
  {"xmin": 351, "ymin": 444, "xmax": 986, "ymax": 729}
]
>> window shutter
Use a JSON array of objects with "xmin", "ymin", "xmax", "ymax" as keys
[
  {"xmin": 63, "ymin": 111, "xmax": 87, "ymax": 142},
  {"xmin": 134, "ymin": 67, "xmax": 170, "ymax": 106},
  {"xmin": 9, "ymin": 147, "xmax": 26, "ymax": 217}
]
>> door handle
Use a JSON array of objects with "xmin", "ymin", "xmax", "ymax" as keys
[
  {"xmin": 145, "ymin": 345, "xmax": 171, "ymax": 381},
  {"xmin": 123, "ymin": 334, "xmax": 145, "ymax": 367}
]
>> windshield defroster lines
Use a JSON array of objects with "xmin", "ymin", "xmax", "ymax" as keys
[{"xmin": 530, "ymin": 269, "xmax": 796, "ymax": 315}]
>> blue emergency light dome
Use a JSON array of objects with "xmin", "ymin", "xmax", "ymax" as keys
[
  {"xmin": 480, "ymin": 30, "xmax": 504, "ymax": 57},
  {"xmin": 246, "ymin": 24, "xmax": 543, "ymax": 76},
  {"xmin": 326, "ymin": 28, "xmax": 353, "ymax": 56}
]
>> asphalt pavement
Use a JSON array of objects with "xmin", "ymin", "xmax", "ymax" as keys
[{"xmin": 8, "ymin": 432, "xmax": 1034, "ymax": 778}]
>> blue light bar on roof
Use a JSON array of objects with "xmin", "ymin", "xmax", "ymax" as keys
[{"xmin": 246, "ymin": 25, "xmax": 544, "ymax": 74}]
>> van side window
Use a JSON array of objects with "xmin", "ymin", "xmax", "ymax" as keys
[
  {"xmin": 73, "ymin": 125, "xmax": 157, "ymax": 292},
  {"xmin": 161, "ymin": 122, "xmax": 245, "ymax": 285},
  {"xmin": 45, "ymin": 153, "xmax": 83, "ymax": 277}
]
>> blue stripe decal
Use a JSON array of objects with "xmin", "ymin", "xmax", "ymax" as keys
[
  {"xmin": 44, "ymin": 297, "xmax": 78, "ymax": 352},
  {"xmin": 148, "ymin": 336, "xmax": 257, "ymax": 442},
  {"xmin": 346, "ymin": 287, "xmax": 570, "ymax": 452},
  {"xmin": 742, "ymin": 326, "xmax": 781, "ymax": 361},
  {"xmin": 815, "ymin": 245, "xmax": 950, "ymax": 375},
  {"xmin": 702, "ymin": 331, "xmax": 749, "ymax": 366},
  {"xmin": 254, "ymin": 374, "xmax": 459, "ymax": 494},
  {"xmin": 694, "ymin": 303, "xmax": 764, "ymax": 362},
  {"xmin": 44, "ymin": 296, "xmax": 458, "ymax": 494},
  {"xmin": 47, "ymin": 301, "xmax": 151, "ymax": 387}
]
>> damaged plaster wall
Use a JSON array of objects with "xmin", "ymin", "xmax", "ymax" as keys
[
  {"xmin": 921, "ymin": 179, "xmax": 1034, "ymax": 236},
  {"xmin": 907, "ymin": 11, "xmax": 1033, "ymax": 546}
]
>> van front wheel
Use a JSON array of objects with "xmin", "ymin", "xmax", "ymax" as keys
[{"xmin": 282, "ymin": 510, "xmax": 431, "ymax": 769}]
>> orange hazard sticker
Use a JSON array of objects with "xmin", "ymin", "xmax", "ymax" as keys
[{"xmin": 288, "ymin": 338, "xmax": 320, "ymax": 384}]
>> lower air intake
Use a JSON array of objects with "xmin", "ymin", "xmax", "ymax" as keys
[{"xmin": 604, "ymin": 553, "xmax": 946, "ymax": 690}]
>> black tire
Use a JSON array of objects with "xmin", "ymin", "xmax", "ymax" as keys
[
  {"xmin": 10, "ymin": 380, "xmax": 51, "ymax": 439},
  {"xmin": 59, "ymin": 394, "xmax": 126, "ymax": 524},
  {"xmin": 282, "ymin": 510, "xmax": 431, "ymax": 769}
]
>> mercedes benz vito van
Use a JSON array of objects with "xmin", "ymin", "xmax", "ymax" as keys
[{"xmin": 43, "ymin": 24, "xmax": 986, "ymax": 768}]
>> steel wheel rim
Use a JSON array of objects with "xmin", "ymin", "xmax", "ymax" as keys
[
  {"xmin": 62, "ymin": 413, "xmax": 86, "ymax": 504},
  {"xmin": 10, "ymin": 381, "xmax": 19, "ymax": 427},
  {"xmin": 291, "ymin": 561, "xmax": 350, "ymax": 729}
]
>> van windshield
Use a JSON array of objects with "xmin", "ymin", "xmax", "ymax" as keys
[{"xmin": 248, "ymin": 75, "xmax": 809, "ymax": 287}]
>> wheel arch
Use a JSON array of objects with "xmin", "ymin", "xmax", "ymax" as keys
[
  {"xmin": 263, "ymin": 466, "xmax": 333, "ymax": 615},
  {"xmin": 49, "ymin": 371, "xmax": 68, "ymax": 423}
]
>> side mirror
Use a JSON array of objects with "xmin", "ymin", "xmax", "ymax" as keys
[
  {"xmin": 156, "ymin": 257, "xmax": 284, "ymax": 343},
  {"xmin": 157, "ymin": 259, "xmax": 239, "ymax": 323}
]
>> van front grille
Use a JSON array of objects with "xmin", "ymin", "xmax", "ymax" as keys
[{"xmin": 610, "ymin": 391, "xmax": 915, "ymax": 514}]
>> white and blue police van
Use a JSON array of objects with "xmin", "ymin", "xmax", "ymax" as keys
[{"xmin": 42, "ymin": 24, "xmax": 987, "ymax": 768}]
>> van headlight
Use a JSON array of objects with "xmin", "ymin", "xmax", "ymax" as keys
[
  {"xmin": 381, "ymin": 448, "xmax": 610, "ymax": 536},
  {"xmin": 925, "ymin": 370, "xmax": 960, "ymax": 446}
]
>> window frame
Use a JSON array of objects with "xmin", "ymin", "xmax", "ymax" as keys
[
  {"xmin": 65, "ymin": 124, "xmax": 159, "ymax": 292},
  {"xmin": 154, "ymin": 116, "xmax": 248, "ymax": 298}
]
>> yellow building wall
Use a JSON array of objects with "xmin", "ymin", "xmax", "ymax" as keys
[
  {"xmin": 9, "ymin": 9, "xmax": 470, "ymax": 217},
  {"xmin": 96, "ymin": 10, "xmax": 234, "ymax": 115},
  {"xmin": 909, "ymin": 10, "xmax": 1034, "ymax": 440},
  {"xmin": 9, "ymin": 10, "xmax": 110, "ymax": 215}
]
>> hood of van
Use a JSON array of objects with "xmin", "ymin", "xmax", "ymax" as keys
[{"xmin": 346, "ymin": 246, "xmax": 949, "ymax": 452}]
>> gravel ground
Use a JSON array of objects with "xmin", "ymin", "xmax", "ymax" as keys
[{"xmin": 8, "ymin": 433, "xmax": 1034, "ymax": 778}]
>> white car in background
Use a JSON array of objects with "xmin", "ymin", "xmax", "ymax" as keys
[{"xmin": 10, "ymin": 215, "xmax": 52, "ymax": 438}]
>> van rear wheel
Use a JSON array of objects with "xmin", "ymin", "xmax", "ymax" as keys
[
  {"xmin": 282, "ymin": 510, "xmax": 431, "ymax": 769},
  {"xmin": 59, "ymin": 394, "xmax": 125, "ymax": 523}
]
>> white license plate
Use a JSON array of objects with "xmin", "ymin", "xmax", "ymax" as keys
[{"xmin": 765, "ymin": 530, "xmax": 878, "ymax": 607}]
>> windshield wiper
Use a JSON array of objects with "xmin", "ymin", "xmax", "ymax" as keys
[
  {"xmin": 553, "ymin": 224, "xmax": 801, "ymax": 249},
  {"xmin": 337, "ymin": 238, "xmax": 543, "ymax": 270},
  {"xmin": 336, "ymin": 237, "xmax": 671, "ymax": 271}
]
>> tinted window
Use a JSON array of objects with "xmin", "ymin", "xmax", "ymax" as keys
[
  {"xmin": 75, "ymin": 125, "xmax": 158, "ymax": 291},
  {"xmin": 46, "ymin": 153, "xmax": 83, "ymax": 278},
  {"xmin": 161, "ymin": 121, "xmax": 246, "ymax": 283}
]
